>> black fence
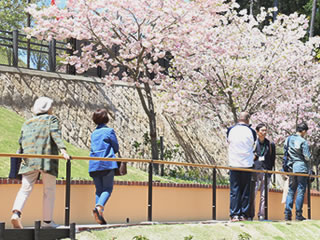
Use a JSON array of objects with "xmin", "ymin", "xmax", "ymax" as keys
[
  {"xmin": 0, "ymin": 29, "xmax": 66, "ymax": 72},
  {"xmin": 0, "ymin": 28, "xmax": 172, "ymax": 80},
  {"xmin": 0, "ymin": 221, "xmax": 76, "ymax": 240},
  {"xmin": 0, "ymin": 29, "xmax": 108, "ymax": 78}
]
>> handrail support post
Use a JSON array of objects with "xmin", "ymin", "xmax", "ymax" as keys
[
  {"xmin": 212, "ymin": 168, "xmax": 216, "ymax": 220},
  {"xmin": 65, "ymin": 159, "xmax": 71, "ymax": 226},
  {"xmin": 307, "ymin": 176, "xmax": 311, "ymax": 219},
  {"xmin": 264, "ymin": 172, "xmax": 269, "ymax": 220}
]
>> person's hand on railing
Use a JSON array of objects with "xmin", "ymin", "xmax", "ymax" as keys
[{"xmin": 60, "ymin": 149, "xmax": 71, "ymax": 160}]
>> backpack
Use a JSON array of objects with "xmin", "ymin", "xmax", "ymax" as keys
[{"xmin": 282, "ymin": 136, "xmax": 292, "ymax": 172}]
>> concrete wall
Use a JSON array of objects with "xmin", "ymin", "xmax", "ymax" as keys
[{"xmin": 1, "ymin": 179, "xmax": 320, "ymax": 228}]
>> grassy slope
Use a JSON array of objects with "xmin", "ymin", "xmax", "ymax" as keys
[
  {"xmin": 0, "ymin": 107, "xmax": 178, "ymax": 182},
  {"xmin": 0, "ymin": 51, "xmax": 7, "ymax": 65},
  {"xmin": 0, "ymin": 107, "xmax": 90, "ymax": 179},
  {"xmin": 72, "ymin": 220, "xmax": 320, "ymax": 240}
]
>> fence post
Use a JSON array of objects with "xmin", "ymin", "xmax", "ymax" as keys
[
  {"xmin": 264, "ymin": 172, "xmax": 269, "ymax": 220},
  {"xmin": 65, "ymin": 159, "xmax": 71, "ymax": 226},
  {"xmin": 316, "ymin": 158, "xmax": 319, "ymax": 191},
  {"xmin": 212, "ymin": 168, "xmax": 216, "ymax": 220},
  {"xmin": 67, "ymin": 38, "xmax": 76, "ymax": 75},
  {"xmin": 307, "ymin": 176, "xmax": 311, "ymax": 219},
  {"xmin": 272, "ymin": 166, "xmax": 276, "ymax": 185},
  {"xmin": 48, "ymin": 39, "xmax": 56, "ymax": 72},
  {"xmin": 27, "ymin": 39, "xmax": 31, "ymax": 68},
  {"xmin": 0, "ymin": 222, "xmax": 5, "ymax": 240},
  {"xmin": 70, "ymin": 223, "xmax": 76, "ymax": 240},
  {"xmin": 160, "ymin": 136, "xmax": 164, "ymax": 176},
  {"xmin": 27, "ymin": 1, "xmax": 31, "ymax": 69},
  {"xmin": 12, "ymin": 30, "xmax": 19, "ymax": 67},
  {"xmin": 34, "ymin": 221, "xmax": 41, "ymax": 240},
  {"xmin": 148, "ymin": 162, "xmax": 153, "ymax": 221}
]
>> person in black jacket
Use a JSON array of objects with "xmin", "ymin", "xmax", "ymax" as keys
[{"xmin": 249, "ymin": 123, "xmax": 276, "ymax": 220}]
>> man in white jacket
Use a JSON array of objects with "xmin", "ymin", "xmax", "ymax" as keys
[{"xmin": 227, "ymin": 112, "xmax": 256, "ymax": 222}]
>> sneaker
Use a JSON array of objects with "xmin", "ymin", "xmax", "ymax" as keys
[
  {"xmin": 42, "ymin": 221, "xmax": 60, "ymax": 228},
  {"xmin": 285, "ymin": 215, "xmax": 292, "ymax": 221},
  {"xmin": 296, "ymin": 215, "xmax": 306, "ymax": 221},
  {"xmin": 11, "ymin": 212, "xmax": 23, "ymax": 229},
  {"xmin": 230, "ymin": 216, "xmax": 240, "ymax": 222}
]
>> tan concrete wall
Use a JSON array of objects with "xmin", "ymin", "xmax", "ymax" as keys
[{"xmin": 1, "ymin": 182, "xmax": 319, "ymax": 228}]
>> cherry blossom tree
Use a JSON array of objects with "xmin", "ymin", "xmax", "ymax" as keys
[
  {"xmin": 25, "ymin": 0, "xmax": 320, "ymax": 166},
  {"xmin": 25, "ymin": 0, "xmax": 230, "ymax": 162},
  {"xmin": 163, "ymin": 6, "xmax": 320, "ymax": 147}
]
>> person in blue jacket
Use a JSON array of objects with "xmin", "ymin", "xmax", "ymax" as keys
[{"xmin": 89, "ymin": 108, "xmax": 119, "ymax": 225}]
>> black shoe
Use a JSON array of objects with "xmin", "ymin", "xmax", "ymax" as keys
[
  {"xmin": 285, "ymin": 215, "xmax": 292, "ymax": 221},
  {"xmin": 296, "ymin": 215, "xmax": 306, "ymax": 221},
  {"xmin": 93, "ymin": 208, "xmax": 107, "ymax": 225}
]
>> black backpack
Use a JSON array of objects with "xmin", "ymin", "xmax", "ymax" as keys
[{"xmin": 282, "ymin": 136, "xmax": 292, "ymax": 172}]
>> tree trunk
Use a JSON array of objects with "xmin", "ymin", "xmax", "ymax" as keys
[
  {"xmin": 136, "ymin": 83, "xmax": 159, "ymax": 173},
  {"xmin": 227, "ymin": 91, "xmax": 238, "ymax": 124},
  {"xmin": 273, "ymin": 0, "xmax": 279, "ymax": 21},
  {"xmin": 148, "ymin": 105, "xmax": 159, "ymax": 173},
  {"xmin": 250, "ymin": 0, "xmax": 254, "ymax": 15},
  {"xmin": 310, "ymin": 0, "xmax": 318, "ymax": 38},
  {"xmin": 37, "ymin": 55, "xmax": 42, "ymax": 70},
  {"xmin": 144, "ymin": 83, "xmax": 159, "ymax": 161}
]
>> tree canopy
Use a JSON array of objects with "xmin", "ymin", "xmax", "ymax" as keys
[
  {"xmin": 236, "ymin": 0, "xmax": 320, "ymax": 36},
  {"xmin": 163, "ymin": 4, "xmax": 320, "ymax": 145},
  {"xmin": 25, "ymin": 0, "xmax": 320, "ymax": 163}
]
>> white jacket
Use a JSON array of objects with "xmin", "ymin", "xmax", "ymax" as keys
[{"xmin": 227, "ymin": 124, "xmax": 255, "ymax": 168}]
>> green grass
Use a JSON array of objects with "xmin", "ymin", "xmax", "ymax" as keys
[
  {"xmin": 66, "ymin": 220, "xmax": 320, "ymax": 240},
  {"xmin": 0, "ymin": 107, "xmax": 91, "ymax": 179},
  {"xmin": 0, "ymin": 107, "xmax": 187, "ymax": 183},
  {"xmin": 0, "ymin": 48, "xmax": 9, "ymax": 65},
  {"xmin": 0, "ymin": 107, "xmax": 25, "ymax": 177}
]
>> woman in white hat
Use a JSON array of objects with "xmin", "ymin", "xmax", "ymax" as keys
[{"xmin": 10, "ymin": 97, "xmax": 70, "ymax": 229}]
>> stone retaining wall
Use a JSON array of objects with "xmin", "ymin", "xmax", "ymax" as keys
[{"xmin": 0, "ymin": 66, "xmax": 228, "ymax": 173}]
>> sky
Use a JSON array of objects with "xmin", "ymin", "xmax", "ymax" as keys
[{"xmin": 42, "ymin": 0, "xmax": 66, "ymax": 8}]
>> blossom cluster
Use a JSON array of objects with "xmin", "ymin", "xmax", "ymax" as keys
[{"xmin": 26, "ymin": 0, "xmax": 320, "ymax": 147}]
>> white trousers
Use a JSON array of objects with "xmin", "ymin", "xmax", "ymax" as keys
[{"xmin": 12, "ymin": 170, "xmax": 56, "ymax": 221}]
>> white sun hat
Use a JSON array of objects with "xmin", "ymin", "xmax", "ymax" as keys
[{"xmin": 32, "ymin": 97, "xmax": 53, "ymax": 115}]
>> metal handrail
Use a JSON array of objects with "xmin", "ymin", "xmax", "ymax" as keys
[
  {"xmin": 0, "ymin": 29, "xmax": 12, "ymax": 34},
  {"xmin": 0, "ymin": 36, "xmax": 13, "ymax": 41},
  {"xmin": 1, "ymin": 153, "xmax": 317, "ymax": 178}
]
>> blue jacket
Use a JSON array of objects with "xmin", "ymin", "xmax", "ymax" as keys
[
  {"xmin": 89, "ymin": 124, "xmax": 119, "ymax": 173},
  {"xmin": 285, "ymin": 134, "xmax": 310, "ymax": 173}
]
